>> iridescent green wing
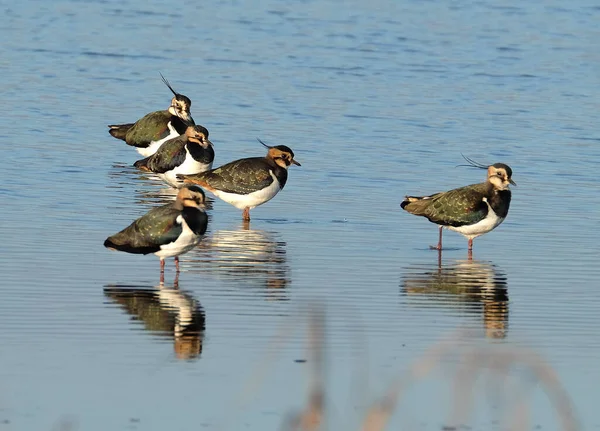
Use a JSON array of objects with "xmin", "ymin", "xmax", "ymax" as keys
[
  {"xmin": 145, "ymin": 136, "xmax": 187, "ymax": 173},
  {"xmin": 425, "ymin": 183, "xmax": 489, "ymax": 226},
  {"xmin": 109, "ymin": 205, "xmax": 182, "ymax": 253},
  {"xmin": 130, "ymin": 205, "xmax": 183, "ymax": 246},
  {"xmin": 195, "ymin": 158, "xmax": 275, "ymax": 195},
  {"xmin": 125, "ymin": 110, "xmax": 172, "ymax": 147}
]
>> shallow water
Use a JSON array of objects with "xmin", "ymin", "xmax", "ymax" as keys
[{"xmin": 1, "ymin": 0, "xmax": 600, "ymax": 429}]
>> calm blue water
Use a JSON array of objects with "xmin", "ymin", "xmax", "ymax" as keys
[{"xmin": 1, "ymin": 0, "xmax": 599, "ymax": 429}]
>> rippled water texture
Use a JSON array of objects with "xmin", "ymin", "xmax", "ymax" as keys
[{"xmin": 1, "ymin": 0, "xmax": 600, "ymax": 429}]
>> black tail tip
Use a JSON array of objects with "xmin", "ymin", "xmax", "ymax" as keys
[{"xmin": 400, "ymin": 200, "xmax": 410, "ymax": 209}]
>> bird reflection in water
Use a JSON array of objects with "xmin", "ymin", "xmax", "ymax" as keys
[
  {"xmin": 132, "ymin": 186, "xmax": 215, "ymax": 211},
  {"xmin": 401, "ymin": 258, "xmax": 509, "ymax": 339},
  {"xmin": 104, "ymin": 273, "xmax": 206, "ymax": 360},
  {"xmin": 187, "ymin": 222, "xmax": 290, "ymax": 300},
  {"xmin": 107, "ymin": 162, "xmax": 215, "ymax": 209}
]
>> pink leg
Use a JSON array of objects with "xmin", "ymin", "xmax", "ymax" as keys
[
  {"xmin": 468, "ymin": 238, "xmax": 473, "ymax": 251},
  {"xmin": 175, "ymin": 256, "xmax": 180, "ymax": 272},
  {"xmin": 160, "ymin": 259, "xmax": 165, "ymax": 273},
  {"xmin": 429, "ymin": 226, "xmax": 443, "ymax": 250},
  {"xmin": 242, "ymin": 207, "xmax": 250, "ymax": 221}
]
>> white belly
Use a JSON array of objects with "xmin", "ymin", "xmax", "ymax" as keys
[
  {"xmin": 136, "ymin": 122, "xmax": 180, "ymax": 157},
  {"xmin": 155, "ymin": 216, "xmax": 201, "ymax": 259},
  {"xmin": 158, "ymin": 148, "xmax": 213, "ymax": 188},
  {"xmin": 157, "ymin": 288, "xmax": 194, "ymax": 327},
  {"xmin": 447, "ymin": 198, "xmax": 505, "ymax": 239},
  {"xmin": 157, "ymin": 155, "xmax": 212, "ymax": 188},
  {"xmin": 210, "ymin": 171, "xmax": 282, "ymax": 210}
]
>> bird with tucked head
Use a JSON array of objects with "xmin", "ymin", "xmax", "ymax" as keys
[{"xmin": 108, "ymin": 73, "xmax": 208, "ymax": 157}]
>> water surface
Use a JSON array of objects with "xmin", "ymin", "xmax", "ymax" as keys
[{"xmin": 1, "ymin": 0, "xmax": 600, "ymax": 429}]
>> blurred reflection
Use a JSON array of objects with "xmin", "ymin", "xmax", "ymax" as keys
[
  {"xmin": 188, "ymin": 223, "xmax": 291, "ymax": 300},
  {"xmin": 107, "ymin": 162, "xmax": 215, "ymax": 210},
  {"xmin": 104, "ymin": 274, "xmax": 206, "ymax": 360},
  {"xmin": 401, "ymin": 259, "xmax": 509, "ymax": 339},
  {"xmin": 132, "ymin": 186, "xmax": 215, "ymax": 211}
]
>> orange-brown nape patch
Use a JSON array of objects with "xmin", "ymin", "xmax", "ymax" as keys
[
  {"xmin": 267, "ymin": 146, "xmax": 300, "ymax": 167},
  {"xmin": 267, "ymin": 147, "xmax": 288, "ymax": 159},
  {"xmin": 184, "ymin": 126, "xmax": 198, "ymax": 138},
  {"xmin": 177, "ymin": 186, "xmax": 205, "ymax": 208}
]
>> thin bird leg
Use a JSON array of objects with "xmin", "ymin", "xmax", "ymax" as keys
[
  {"xmin": 242, "ymin": 207, "xmax": 251, "ymax": 221},
  {"xmin": 429, "ymin": 226, "xmax": 443, "ymax": 250},
  {"xmin": 175, "ymin": 256, "xmax": 180, "ymax": 272},
  {"xmin": 467, "ymin": 238, "xmax": 473, "ymax": 260},
  {"xmin": 160, "ymin": 259, "xmax": 165, "ymax": 273}
]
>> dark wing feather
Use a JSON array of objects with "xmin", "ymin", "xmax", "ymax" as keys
[
  {"xmin": 403, "ymin": 183, "xmax": 490, "ymax": 227},
  {"xmin": 104, "ymin": 204, "xmax": 183, "ymax": 254},
  {"xmin": 108, "ymin": 123, "xmax": 135, "ymax": 141},
  {"xmin": 125, "ymin": 110, "xmax": 173, "ymax": 148},
  {"xmin": 136, "ymin": 136, "xmax": 187, "ymax": 173},
  {"xmin": 133, "ymin": 155, "xmax": 152, "ymax": 171},
  {"xmin": 181, "ymin": 158, "xmax": 276, "ymax": 195}
]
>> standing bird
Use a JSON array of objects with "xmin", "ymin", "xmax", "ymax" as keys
[
  {"xmin": 133, "ymin": 125, "xmax": 214, "ymax": 188},
  {"xmin": 400, "ymin": 157, "xmax": 515, "ymax": 253},
  {"xmin": 108, "ymin": 74, "xmax": 207, "ymax": 157},
  {"xmin": 104, "ymin": 186, "xmax": 208, "ymax": 274},
  {"xmin": 177, "ymin": 140, "xmax": 300, "ymax": 221}
]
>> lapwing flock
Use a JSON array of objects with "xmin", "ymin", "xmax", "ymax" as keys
[{"xmin": 104, "ymin": 75, "xmax": 516, "ymax": 277}]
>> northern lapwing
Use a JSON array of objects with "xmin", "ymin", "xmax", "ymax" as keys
[
  {"xmin": 108, "ymin": 74, "xmax": 207, "ymax": 157},
  {"xmin": 133, "ymin": 125, "xmax": 214, "ymax": 188},
  {"xmin": 104, "ymin": 276, "xmax": 206, "ymax": 359},
  {"xmin": 401, "ymin": 157, "xmax": 515, "ymax": 253},
  {"xmin": 177, "ymin": 140, "xmax": 300, "ymax": 221},
  {"xmin": 104, "ymin": 186, "xmax": 208, "ymax": 273},
  {"xmin": 401, "ymin": 259, "xmax": 509, "ymax": 338}
]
